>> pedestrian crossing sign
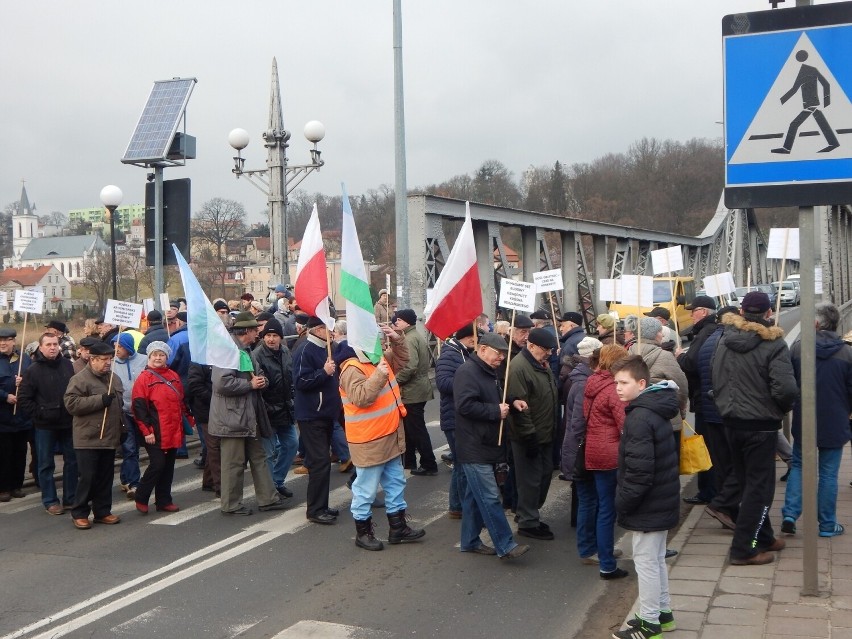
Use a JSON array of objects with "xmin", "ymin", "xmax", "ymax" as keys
[{"xmin": 724, "ymin": 2, "xmax": 852, "ymax": 208}]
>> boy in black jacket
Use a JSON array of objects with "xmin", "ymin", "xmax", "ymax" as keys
[{"xmin": 611, "ymin": 356, "xmax": 680, "ymax": 639}]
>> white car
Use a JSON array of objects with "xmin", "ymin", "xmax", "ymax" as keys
[{"xmin": 772, "ymin": 281, "xmax": 800, "ymax": 306}]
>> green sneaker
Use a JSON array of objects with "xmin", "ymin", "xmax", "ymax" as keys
[
  {"xmin": 627, "ymin": 611, "xmax": 675, "ymax": 633},
  {"xmin": 613, "ymin": 616, "xmax": 662, "ymax": 639}
]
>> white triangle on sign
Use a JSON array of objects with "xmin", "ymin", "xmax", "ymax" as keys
[{"xmin": 730, "ymin": 32, "xmax": 852, "ymax": 165}]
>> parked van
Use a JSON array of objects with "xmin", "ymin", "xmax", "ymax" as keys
[{"xmin": 608, "ymin": 276, "xmax": 696, "ymax": 336}]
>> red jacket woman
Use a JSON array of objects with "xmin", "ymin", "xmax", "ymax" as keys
[
  {"xmin": 583, "ymin": 368, "xmax": 626, "ymax": 471},
  {"xmin": 131, "ymin": 341, "xmax": 192, "ymax": 513}
]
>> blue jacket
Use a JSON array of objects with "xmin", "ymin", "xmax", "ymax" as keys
[
  {"xmin": 166, "ymin": 326, "xmax": 191, "ymax": 381},
  {"xmin": 697, "ymin": 325, "xmax": 724, "ymax": 424},
  {"xmin": 292, "ymin": 335, "xmax": 341, "ymax": 422},
  {"xmin": 790, "ymin": 331, "xmax": 852, "ymax": 449},
  {"xmin": 435, "ymin": 338, "xmax": 470, "ymax": 432},
  {"xmin": 0, "ymin": 350, "xmax": 31, "ymax": 432}
]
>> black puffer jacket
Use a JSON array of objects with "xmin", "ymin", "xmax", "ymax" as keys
[
  {"xmin": 616, "ymin": 381, "xmax": 681, "ymax": 532},
  {"xmin": 18, "ymin": 350, "xmax": 75, "ymax": 430},
  {"xmin": 435, "ymin": 338, "xmax": 470, "ymax": 432},
  {"xmin": 0, "ymin": 350, "xmax": 30, "ymax": 432},
  {"xmin": 711, "ymin": 313, "xmax": 798, "ymax": 430},
  {"xmin": 186, "ymin": 363, "xmax": 213, "ymax": 424},
  {"xmin": 252, "ymin": 342, "xmax": 294, "ymax": 428},
  {"xmin": 454, "ymin": 353, "xmax": 507, "ymax": 465},
  {"xmin": 697, "ymin": 325, "xmax": 724, "ymax": 423},
  {"xmin": 138, "ymin": 323, "xmax": 169, "ymax": 355}
]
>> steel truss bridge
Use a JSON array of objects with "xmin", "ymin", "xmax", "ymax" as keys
[{"xmin": 405, "ymin": 194, "xmax": 852, "ymax": 334}]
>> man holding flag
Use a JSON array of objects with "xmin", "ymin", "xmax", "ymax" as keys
[{"xmin": 292, "ymin": 204, "xmax": 340, "ymax": 525}]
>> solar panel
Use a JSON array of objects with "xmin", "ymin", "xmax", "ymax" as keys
[{"xmin": 122, "ymin": 78, "xmax": 197, "ymax": 164}]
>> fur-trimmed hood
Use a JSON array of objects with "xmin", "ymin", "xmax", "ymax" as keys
[{"xmin": 720, "ymin": 312, "xmax": 785, "ymax": 354}]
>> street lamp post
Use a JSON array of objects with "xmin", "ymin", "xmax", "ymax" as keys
[
  {"xmin": 228, "ymin": 58, "xmax": 325, "ymax": 289},
  {"xmin": 99, "ymin": 185, "xmax": 123, "ymax": 301}
]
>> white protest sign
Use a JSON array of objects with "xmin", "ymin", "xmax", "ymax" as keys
[
  {"xmin": 533, "ymin": 269, "xmax": 563, "ymax": 293},
  {"xmin": 651, "ymin": 246, "xmax": 684, "ymax": 275},
  {"xmin": 13, "ymin": 289, "xmax": 44, "ymax": 314},
  {"xmin": 767, "ymin": 228, "xmax": 800, "ymax": 260},
  {"xmin": 0, "ymin": 292, "xmax": 7, "ymax": 308},
  {"xmin": 598, "ymin": 279, "xmax": 621, "ymax": 302},
  {"xmin": 619, "ymin": 275, "xmax": 654, "ymax": 307},
  {"xmin": 104, "ymin": 299, "xmax": 144, "ymax": 329},
  {"xmin": 815, "ymin": 267, "xmax": 823, "ymax": 295},
  {"xmin": 703, "ymin": 272, "xmax": 737, "ymax": 297},
  {"xmin": 142, "ymin": 298, "xmax": 155, "ymax": 315},
  {"xmin": 498, "ymin": 278, "xmax": 536, "ymax": 312},
  {"xmin": 159, "ymin": 293, "xmax": 170, "ymax": 311}
]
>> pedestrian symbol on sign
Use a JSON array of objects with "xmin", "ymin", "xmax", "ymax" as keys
[
  {"xmin": 729, "ymin": 32, "xmax": 852, "ymax": 166},
  {"xmin": 771, "ymin": 49, "xmax": 839, "ymax": 155}
]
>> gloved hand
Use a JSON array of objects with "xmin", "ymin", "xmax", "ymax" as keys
[
  {"xmin": 525, "ymin": 438, "xmax": 539, "ymax": 459},
  {"xmin": 102, "ymin": 393, "xmax": 114, "ymax": 407}
]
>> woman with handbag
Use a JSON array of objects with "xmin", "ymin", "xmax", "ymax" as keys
[
  {"xmin": 583, "ymin": 344, "xmax": 629, "ymax": 579},
  {"xmin": 132, "ymin": 341, "xmax": 193, "ymax": 514}
]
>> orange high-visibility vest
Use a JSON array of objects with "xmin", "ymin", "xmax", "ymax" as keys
[{"xmin": 340, "ymin": 358, "xmax": 407, "ymax": 444}]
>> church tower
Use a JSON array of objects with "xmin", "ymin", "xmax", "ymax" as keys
[{"xmin": 13, "ymin": 182, "xmax": 38, "ymax": 262}]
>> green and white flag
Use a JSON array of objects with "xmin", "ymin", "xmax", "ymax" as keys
[{"xmin": 340, "ymin": 184, "xmax": 383, "ymax": 364}]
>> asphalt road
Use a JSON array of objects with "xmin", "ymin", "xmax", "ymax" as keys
[{"xmin": 0, "ymin": 404, "xmax": 611, "ymax": 639}]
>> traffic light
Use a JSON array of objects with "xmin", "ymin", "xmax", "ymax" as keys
[{"xmin": 144, "ymin": 178, "xmax": 191, "ymax": 266}]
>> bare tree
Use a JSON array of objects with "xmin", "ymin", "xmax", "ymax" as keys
[
  {"xmin": 192, "ymin": 198, "xmax": 247, "ymax": 297},
  {"xmin": 82, "ymin": 250, "xmax": 113, "ymax": 311},
  {"xmin": 39, "ymin": 211, "xmax": 67, "ymax": 227}
]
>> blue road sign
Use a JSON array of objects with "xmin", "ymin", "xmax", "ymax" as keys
[{"xmin": 724, "ymin": 2, "xmax": 852, "ymax": 208}]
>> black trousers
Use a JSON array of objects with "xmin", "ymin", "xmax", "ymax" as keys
[
  {"xmin": 71, "ymin": 449, "xmax": 115, "ymax": 519},
  {"xmin": 726, "ymin": 428, "xmax": 777, "ymax": 559},
  {"xmin": 0, "ymin": 430, "xmax": 29, "ymax": 492},
  {"xmin": 694, "ymin": 413, "xmax": 717, "ymax": 502},
  {"xmin": 510, "ymin": 439, "xmax": 553, "ymax": 528},
  {"xmin": 299, "ymin": 418, "xmax": 333, "ymax": 517},
  {"xmin": 136, "ymin": 446, "xmax": 176, "ymax": 507},
  {"xmin": 402, "ymin": 402, "xmax": 436, "ymax": 471},
  {"xmin": 706, "ymin": 421, "xmax": 741, "ymax": 519}
]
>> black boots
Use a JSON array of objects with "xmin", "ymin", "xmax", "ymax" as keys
[
  {"xmin": 387, "ymin": 509, "xmax": 425, "ymax": 544},
  {"xmin": 355, "ymin": 517, "xmax": 384, "ymax": 551}
]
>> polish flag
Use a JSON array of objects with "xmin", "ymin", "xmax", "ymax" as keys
[
  {"xmin": 294, "ymin": 204, "xmax": 334, "ymax": 328},
  {"xmin": 424, "ymin": 202, "xmax": 482, "ymax": 339}
]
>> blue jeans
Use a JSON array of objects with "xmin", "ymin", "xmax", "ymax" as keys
[
  {"xmin": 331, "ymin": 421, "xmax": 350, "ymax": 461},
  {"xmin": 591, "ymin": 469, "xmax": 618, "ymax": 572},
  {"xmin": 120, "ymin": 412, "xmax": 141, "ymax": 488},
  {"xmin": 262, "ymin": 423, "xmax": 299, "ymax": 487},
  {"xmin": 351, "ymin": 457, "xmax": 407, "ymax": 521},
  {"xmin": 782, "ymin": 441, "xmax": 843, "ymax": 533},
  {"xmin": 34, "ymin": 428, "xmax": 77, "ymax": 508},
  {"xmin": 444, "ymin": 430, "xmax": 467, "ymax": 513},
  {"xmin": 461, "ymin": 463, "xmax": 518, "ymax": 557},
  {"xmin": 575, "ymin": 478, "xmax": 598, "ymax": 559}
]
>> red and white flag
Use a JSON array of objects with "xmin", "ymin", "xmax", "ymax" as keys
[
  {"xmin": 424, "ymin": 201, "xmax": 482, "ymax": 339},
  {"xmin": 294, "ymin": 204, "xmax": 334, "ymax": 328}
]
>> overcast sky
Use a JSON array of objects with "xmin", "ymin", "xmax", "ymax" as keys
[{"xmin": 2, "ymin": 0, "xmax": 777, "ymax": 223}]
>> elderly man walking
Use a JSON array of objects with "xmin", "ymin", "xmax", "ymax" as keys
[
  {"xmin": 507, "ymin": 327, "xmax": 559, "ymax": 540},
  {"xmin": 455, "ymin": 332, "xmax": 530, "ymax": 560},
  {"xmin": 209, "ymin": 312, "xmax": 289, "ymax": 516}
]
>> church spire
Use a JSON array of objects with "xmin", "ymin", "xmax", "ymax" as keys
[{"xmin": 18, "ymin": 180, "xmax": 33, "ymax": 216}]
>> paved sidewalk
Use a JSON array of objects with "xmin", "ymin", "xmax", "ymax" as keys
[{"xmin": 619, "ymin": 455, "xmax": 852, "ymax": 638}]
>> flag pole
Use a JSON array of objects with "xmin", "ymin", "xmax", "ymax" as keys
[
  {"xmin": 548, "ymin": 292, "xmax": 558, "ymax": 335},
  {"xmin": 100, "ymin": 325, "xmax": 123, "ymax": 439},
  {"xmin": 498, "ymin": 309, "xmax": 516, "ymax": 446},
  {"xmin": 774, "ymin": 229, "xmax": 789, "ymax": 327},
  {"xmin": 13, "ymin": 312, "xmax": 27, "ymax": 416},
  {"xmin": 472, "ymin": 321, "xmax": 478, "ymax": 349}
]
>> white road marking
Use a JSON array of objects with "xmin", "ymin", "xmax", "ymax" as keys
[{"xmin": 270, "ymin": 620, "xmax": 393, "ymax": 638}]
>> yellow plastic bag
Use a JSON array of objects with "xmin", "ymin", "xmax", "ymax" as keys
[{"xmin": 679, "ymin": 420, "xmax": 712, "ymax": 475}]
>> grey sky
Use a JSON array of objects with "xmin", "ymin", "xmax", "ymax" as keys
[{"xmin": 2, "ymin": 0, "xmax": 772, "ymax": 223}]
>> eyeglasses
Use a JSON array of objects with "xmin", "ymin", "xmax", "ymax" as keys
[{"xmin": 484, "ymin": 345, "xmax": 506, "ymax": 358}]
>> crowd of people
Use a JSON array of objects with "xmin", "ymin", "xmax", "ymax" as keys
[{"xmin": 0, "ymin": 285, "xmax": 849, "ymax": 639}]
